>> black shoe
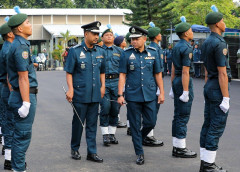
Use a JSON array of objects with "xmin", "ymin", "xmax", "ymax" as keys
[
  {"xmin": 136, "ymin": 154, "xmax": 144, "ymax": 165},
  {"xmin": 87, "ymin": 154, "xmax": 103, "ymax": 163},
  {"xmin": 4, "ymin": 160, "xmax": 12, "ymax": 170},
  {"xmin": 200, "ymin": 160, "xmax": 204, "ymax": 172},
  {"xmin": 109, "ymin": 134, "xmax": 119, "ymax": 144},
  {"xmin": 127, "ymin": 127, "xmax": 131, "ymax": 136},
  {"xmin": 0, "ymin": 134, "xmax": 2, "ymax": 144},
  {"xmin": 2, "ymin": 146, "xmax": 5, "ymax": 155},
  {"xmin": 71, "ymin": 150, "xmax": 81, "ymax": 160},
  {"xmin": 172, "ymin": 147, "xmax": 197, "ymax": 158},
  {"xmin": 103, "ymin": 134, "xmax": 110, "ymax": 146},
  {"xmin": 202, "ymin": 161, "xmax": 226, "ymax": 172},
  {"xmin": 117, "ymin": 121, "xmax": 127, "ymax": 128},
  {"xmin": 142, "ymin": 136, "xmax": 164, "ymax": 147}
]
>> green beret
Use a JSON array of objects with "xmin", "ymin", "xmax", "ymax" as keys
[
  {"xmin": 175, "ymin": 22, "xmax": 191, "ymax": 33},
  {"xmin": 125, "ymin": 32, "xmax": 131, "ymax": 43},
  {"xmin": 0, "ymin": 23, "xmax": 12, "ymax": 35},
  {"xmin": 148, "ymin": 27, "xmax": 161, "ymax": 38},
  {"xmin": 8, "ymin": 13, "xmax": 28, "ymax": 28},
  {"xmin": 102, "ymin": 29, "xmax": 113, "ymax": 37},
  {"xmin": 205, "ymin": 12, "xmax": 223, "ymax": 25}
]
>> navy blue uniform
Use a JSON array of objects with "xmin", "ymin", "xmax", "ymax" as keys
[
  {"xmin": 0, "ymin": 40, "xmax": 14, "ymax": 151},
  {"xmin": 193, "ymin": 48, "xmax": 201, "ymax": 77},
  {"xmin": 166, "ymin": 49, "xmax": 173, "ymax": 74},
  {"xmin": 200, "ymin": 32, "xmax": 231, "ymax": 151},
  {"xmin": 7, "ymin": 35, "xmax": 38, "ymax": 171},
  {"xmin": 119, "ymin": 46, "xmax": 161, "ymax": 155},
  {"xmin": 65, "ymin": 41, "xmax": 105, "ymax": 154},
  {"xmin": 172, "ymin": 39, "xmax": 194, "ymax": 140},
  {"xmin": 100, "ymin": 45, "xmax": 122, "ymax": 128}
]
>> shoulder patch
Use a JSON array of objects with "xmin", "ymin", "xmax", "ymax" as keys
[
  {"xmin": 223, "ymin": 48, "xmax": 228, "ymax": 56},
  {"xmin": 147, "ymin": 46, "xmax": 156, "ymax": 51},
  {"xmin": 22, "ymin": 51, "xmax": 28, "ymax": 59},
  {"xmin": 189, "ymin": 53, "xmax": 193, "ymax": 59}
]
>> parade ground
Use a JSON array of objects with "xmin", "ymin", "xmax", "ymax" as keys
[{"xmin": 0, "ymin": 71, "xmax": 239, "ymax": 172}]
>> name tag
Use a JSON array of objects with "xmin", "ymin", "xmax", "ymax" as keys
[
  {"xmin": 113, "ymin": 53, "xmax": 120, "ymax": 57},
  {"xmin": 145, "ymin": 57, "xmax": 155, "ymax": 60},
  {"xmin": 96, "ymin": 56, "xmax": 104, "ymax": 59}
]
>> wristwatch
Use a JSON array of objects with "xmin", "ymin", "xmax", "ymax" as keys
[{"xmin": 118, "ymin": 94, "xmax": 123, "ymax": 97}]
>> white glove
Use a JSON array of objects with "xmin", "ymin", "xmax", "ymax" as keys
[
  {"xmin": 169, "ymin": 87, "xmax": 174, "ymax": 99},
  {"xmin": 219, "ymin": 97, "xmax": 230, "ymax": 113},
  {"xmin": 156, "ymin": 87, "xmax": 160, "ymax": 96},
  {"xmin": 179, "ymin": 91, "xmax": 189, "ymax": 102},
  {"xmin": 18, "ymin": 101, "xmax": 31, "ymax": 118}
]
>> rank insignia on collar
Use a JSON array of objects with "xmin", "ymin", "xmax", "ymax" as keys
[
  {"xmin": 129, "ymin": 53, "xmax": 136, "ymax": 59},
  {"xmin": 223, "ymin": 48, "xmax": 228, "ymax": 55},
  {"xmin": 22, "ymin": 51, "xmax": 28, "ymax": 59},
  {"xmin": 80, "ymin": 51, "xmax": 85, "ymax": 58},
  {"xmin": 189, "ymin": 53, "xmax": 193, "ymax": 59}
]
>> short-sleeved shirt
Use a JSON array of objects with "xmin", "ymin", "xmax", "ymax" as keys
[
  {"xmin": 172, "ymin": 39, "xmax": 194, "ymax": 75},
  {"xmin": 7, "ymin": 35, "xmax": 38, "ymax": 89},
  {"xmin": 64, "ymin": 41, "xmax": 106, "ymax": 103},
  {"xmin": 166, "ymin": 49, "xmax": 173, "ymax": 61},
  {"xmin": 201, "ymin": 32, "xmax": 231, "ymax": 79},
  {"xmin": 0, "ymin": 41, "xmax": 11, "ymax": 82},
  {"xmin": 102, "ymin": 44, "xmax": 122, "ymax": 75},
  {"xmin": 193, "ymin": 48, "xmax": 201, "ymax": 62},
  {"xmin": 149, "ymin": 42, "xmax": 164, "ymax": 72},
  {"xmin": 119, "ymin": 46, "xmax": 161, "ymax": 102}
]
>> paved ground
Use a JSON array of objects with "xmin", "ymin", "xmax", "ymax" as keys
[{"xmin": 0, "ymin": 71, "xmax": 239, "ymax": 172}]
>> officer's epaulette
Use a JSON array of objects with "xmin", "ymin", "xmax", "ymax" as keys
[
  {"xmin": 95, "ymin": 44, "xmax": 104, "ymax": 49},
  {"xmin": 124, "ymin": 47, "xmax": 134, "ymax": 51},
  {"xmin": 147, "ymin": 46, "xmax": 156, "ymax": 51},
  {"xmin": 72, "ymin": 44, "xmax": 81, "ymax": 49}
]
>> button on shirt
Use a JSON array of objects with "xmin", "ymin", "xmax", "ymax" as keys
[
  {"xmin": 119, "ymin": 47, "xmax": 161, "ymax": 102},
  {"xmin": 7, "ymin": 35, "xmax": 38, "ymax": 89},
  {"xmin": 64, "ymin": 41, "xmax": 106, "ymax": 103},
  {"xmin": 149, "ymin": 42, "xmax": 164, "ymax": 72},
  {"xmin": 0, "ymin": 41, "xmax": 11, "ymax": 81},
  {"xmin": 172, "ymin": 39, "xmax": 194, "ymax": 75},
  {"xmin": 201, "ymin": 32, "xmax": 231, "ymax": 79},
  {"xmin": 102, "ymin": 44, "xmax": 122, "ymax": 75}
]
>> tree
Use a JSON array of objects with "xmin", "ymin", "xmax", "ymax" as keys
[
  {"xmin": 74, "ymin": 0, "xmax": 134, "ymax": 8},
  {"xmin": 58, "ymin": 30, "xmax": 77, "ymax": 50},
  {"xmin": 124, "ymin": 0, "xmax": 176, "ymax": 33},
  {"xmin": 170, "ymin": 0, "xmax": 240, "ymax": 29}
]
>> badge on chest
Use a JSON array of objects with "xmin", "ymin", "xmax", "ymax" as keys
[
  {"xmin": 81, "ymin": 62, "xmax": 86, "ymax": 69},
  {"xmin": 130, "ymin": 62, "xmax": 135, "ymax": 70},
  {"xmin": 80, "ymin": 51, "xmax": 86, "ymax": 59}
]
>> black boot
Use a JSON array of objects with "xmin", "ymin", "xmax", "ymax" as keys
[
  {"xmin": 103, "ymin": 134, "xmax": 110, "ymax": 146},
  {"xmin": 71, "ymin": 150, "xmax": 81, "ymax": 160},
  {"xmin": 2, "ymin": 146, "xmax": 5, "ymax": 155},
  {"xmin": 87, "ymin": 154, "xmax": 103, "ymax": 163},
  {"xmin": 203, "ymin": 161, "xmax": 226, "ymax": 172},
  {"xmin": 127, "ymin": 127, "xmax": 131, "ymax": 136},
  {"xmin": 136, "ymin": 154, "xmax": 144, "ymax": 165},
  {"xmin": 4, "ymin": 160, "xmax": 12, "ymax": 170},
  {"xmin": 117, "ymin": 121, "xmax": 127, "ymax": 128},
  {"xmin": 172, "ymin": 147, "xmax": 197, "ymax": 158},
  {"xmin": 200, "ymin": 160, "xmax": 204, "ymax": 172},
  {"xmin": 142, "ymin": 136, "xmax": 164, "ymax": 147},
  {"xmin": 109, "ymin": 134, "xmax": 119, "ymax": 144}
]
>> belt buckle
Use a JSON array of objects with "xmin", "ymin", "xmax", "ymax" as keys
[{"xmin": 109, "ymin": 75, "xmax": 112, "ymax": 79}]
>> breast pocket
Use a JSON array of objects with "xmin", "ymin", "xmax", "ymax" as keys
[
  {"xmin": 111, "ymin": 55, "xmax": 120, "ymax": 68},
  {"xmin": 146, "ymin": 60, "xmax": 154, "ymax": 71},
  {"xmin": 128, "ymin": 61, "xmax": 137, "ymax": 71},
  {"xmin": 78, "ymin": 59, "xmax": 88, "ymax": 71}
]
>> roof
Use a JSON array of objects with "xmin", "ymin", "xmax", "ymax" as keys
[
  {"xmin": 0, "ymin": 8, "xmax": 132, "ymax": 16},
  {"xmin": 43, "ymin": 24, "xmax": 130, "ymax": 37}
]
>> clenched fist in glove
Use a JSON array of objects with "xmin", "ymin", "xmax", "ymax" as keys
[
  {"xmin": 219, "ymin": 97, "xmax": 230, "ymax": 113},
  {"xmin": 18, "ymin": 101, "xmax": 31, "ymax": 118},
  {"xmin": 179, "ymin": 91, "xmax": 189, "ymax": 103}
]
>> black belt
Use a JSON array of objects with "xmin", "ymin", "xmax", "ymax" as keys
[
  {"xmin": 105, "ymin": 74, "xmax": 119, "ymax": 79},
  {"xmin": 13, "ymin": 87, "xmax": 38, "ymax": 94},
  {"xmin": 2, "ymin": 82, "xmax": 8, "ymax": 87}
]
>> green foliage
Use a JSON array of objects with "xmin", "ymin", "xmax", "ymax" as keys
[
  {"xmin": 170, "ymin": 0, "xmax": 240, "ymax": 29},
  {"xmin": 58, "ymin": 30, "xmax": 77, "ymax": 50},
  {"xmin": 52, "ymin": 45, "xmax": 63, "ymax": 61},
  {"xmin": 74, "ymin": 0, "xmax": 134, "ymax": 8}
]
